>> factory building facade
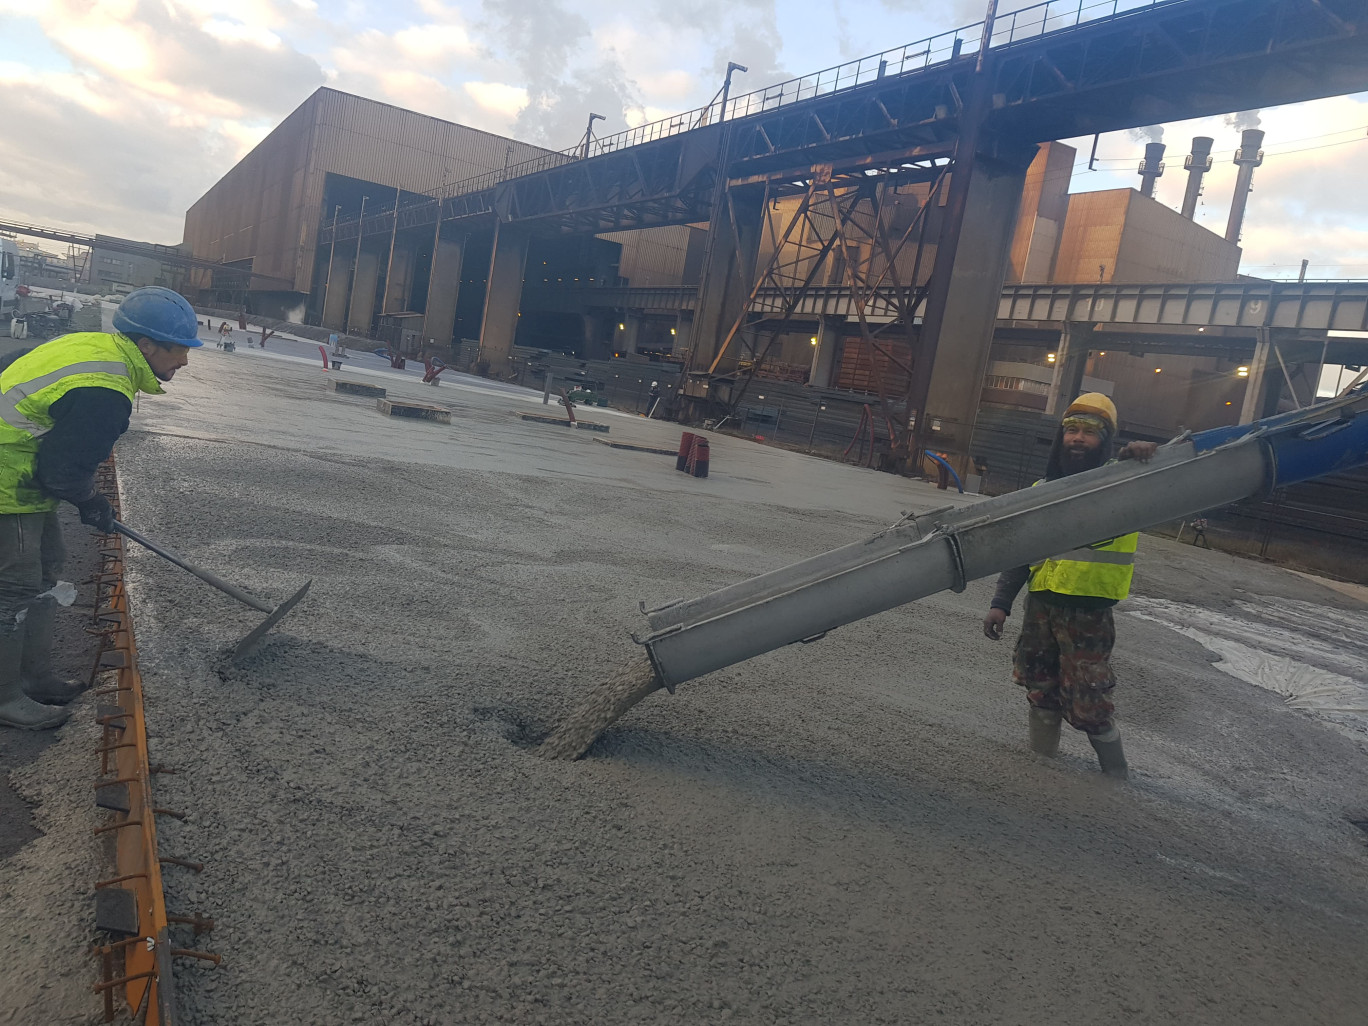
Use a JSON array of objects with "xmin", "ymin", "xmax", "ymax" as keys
[{"xmin": 184, "ymin": 89, "xmax": 1293, "ymax": 440}]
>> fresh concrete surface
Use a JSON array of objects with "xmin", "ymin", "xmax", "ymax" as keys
[{"xmin": 9, "ymin": 333, "xmax": 1368, "ymax": 1025}]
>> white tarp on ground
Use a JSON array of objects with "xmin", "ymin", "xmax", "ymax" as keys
[{"xmin": 1125, "ymin": 596, "xmax": 1368, "ymax": 716}]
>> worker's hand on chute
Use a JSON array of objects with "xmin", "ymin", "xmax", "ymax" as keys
[
  {"xmin": 1120, "ymin": 441, "xmax": 1159, "ymax": 462},
  {"xmin": 76, "ymin": 494, "xmax": 116, "ymax": 534},
  {"xmin": 983, "ymin": 608, "xmax": 1007, "ymax": 640}
]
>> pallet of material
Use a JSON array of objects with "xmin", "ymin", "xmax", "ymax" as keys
[
  {"xmin": 592, "ymin": 438, "xmax": 675, "ymax": 455},
  {"xmin": 519, "ymin": 413, "xmax": 609, "ymax": 433},
  {"xmin": 378, "ymin": 398, "xmax": 451, "ymax": 424},
  {"xmin": 331, "ymin": 379, "xmax": 387, "ymax": 398}
]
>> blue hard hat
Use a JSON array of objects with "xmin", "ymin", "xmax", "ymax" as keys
[{"xmin": 113, "ymin": 287, "xmax": 203, "ymax": 348}]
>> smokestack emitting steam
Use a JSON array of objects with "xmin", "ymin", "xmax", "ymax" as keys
[
  {"xmin": 1224, "ymin": 128, "xmax": 1265, "ymax": 244},
  {"xmin": 1137, "ymin": 142, "xmax": 1166, "ymax": 198},
  {"xmin": 1181, "ymin": 136, "xmax": 1214, "ymax": 220}
]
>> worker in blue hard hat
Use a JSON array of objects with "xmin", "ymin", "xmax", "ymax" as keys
[
  {"xmin": 0, "ymin": 286, "xmax": 202, "ymax": 729},
  {"xmin": 981, "ymin": 393, "xmax": 1157, "ymax": 780}
]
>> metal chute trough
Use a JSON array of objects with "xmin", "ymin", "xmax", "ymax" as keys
[{"xmin": 636, "ymin": 388, "xmax": 1368, "ymax": 691}]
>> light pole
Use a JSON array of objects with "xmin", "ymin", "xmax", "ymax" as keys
[
  {"xmin": 807, "ymin": 402, "xmax": 827, "ymax": 452},
  {"xmin": 720, "ymin": 62, "xmax": 747, "ymax": 121},
  {"xmin": 323, "ymin": 204, "xmax": 340, "ymax": 322},
  {"xmin": 347, "ymin": 195, "xmax": 368, "ymax": 334},
  {"xmin": 582, "ymin": 113, "xmax": 605, "ymax": 159}
]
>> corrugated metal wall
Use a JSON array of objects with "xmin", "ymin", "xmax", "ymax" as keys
[
  {"xmin": 183, "ymin": 98, "xmax": 317, "ymax": 292},
  {"xmin": 1053, "ymin": 190, "xmax": 1241, "ymax": 284},
  {"xmin": 183, "ymin": 88, "xmax": 555, "ymax": 296},
  {"xmin": 602, "ymin": 226, "xmax": 706, "ymax": 287}
]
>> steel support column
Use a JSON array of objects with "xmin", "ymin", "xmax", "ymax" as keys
[
  {"xmin": 422, "ymin": 232, "xmax": 467, "ymax": 346},
  {"xmin": 382, "ymin": 237, "xmax": 419, "ymax": 315},
  {"xmin": 478, "ymin": 222, "xmax": 531, "ymax": 375},
  {"xmin": 347, "ymin": 246, "xmax": 381, "ymax": 336},
  {"xmin": 321, "ymin": 249, "xmax": 354, "ymax": 331},
  {"xmin": 689, "ymin": 184, "xmax": 765, "ymax": 375},
  {"xmin": 914, "ymin": 151, "xmax": 1033, "ymax": 472},
  {"xmin": 808, "ymin": 315, "xmax": 845, "ymax": 389},
  {"xmin": 619, "ymin": 314, "xmax": 642, "ymax": 356},
  {"xmin": 1045, "ymin": 322, "xmax": 1093, "ymax": 417},
  {"xmin": 1239, "ymin": 331, "xmax": 1282, "ymax": 424}
]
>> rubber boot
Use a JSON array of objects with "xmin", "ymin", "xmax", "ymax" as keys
[
  {"xmin": 1089, "ymin": 727, "xmax": 1129, "ymax": 780},
  {"xmin": 1027, "ymin": 707, "xmax": 1063, "ymax": 757},
  {"xmin": 20, "ymin": 599, "xmax": 85, "ymax": 705},
  {"xmin": 0, "ymin": 626, "xmax": 69, "ymax": 730}
]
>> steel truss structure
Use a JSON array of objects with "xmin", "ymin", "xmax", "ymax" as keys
[{"xmin": 702, "ymin": 162, "xmax": 952, "ymax": 454}]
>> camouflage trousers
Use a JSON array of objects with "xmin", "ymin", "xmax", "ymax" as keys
[{"xmin": 1012, "ymin": 595, "xmax": 1117, "ymax": 734}]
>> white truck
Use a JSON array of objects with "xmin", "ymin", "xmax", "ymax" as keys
[{"xmin": 0, "ymin": 237, "xmax": 19, "ymax": 320}]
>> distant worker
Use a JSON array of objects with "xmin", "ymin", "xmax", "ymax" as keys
[
  {"xmin": 646, "ymin": 380, "xmax": 662, "ymax": 418},
  {"xmin": 981, "ymin": 394, "xmax": 1157, "ymax": 779},
  {"xmin": 0, "ymin": 286, "xmax": 201, "ymax": 730}
]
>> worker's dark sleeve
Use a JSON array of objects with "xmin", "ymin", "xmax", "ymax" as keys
[
  {"xmin": 990, "ymin": 565, "xmax": 1031, "ymax": 615},
  {"xmin": 34, "ymin": 387, "xmax": 133, "ymax": 503}
]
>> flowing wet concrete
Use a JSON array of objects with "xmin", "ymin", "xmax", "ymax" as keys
[{"xmin": 86, "ymin": 347, "xmax": 1368, "ymax": 1024}]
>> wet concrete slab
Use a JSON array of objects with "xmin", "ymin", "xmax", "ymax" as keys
[{"xmin": 62, "ymin": 345, "xmax": 1368, "ymax": 1025}]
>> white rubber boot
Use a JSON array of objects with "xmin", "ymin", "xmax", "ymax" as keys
[
  {"xmin": 1089, "ymin": 727, "xmax": 1129, "ymax": 780},
  {"xmin": 1027, "ymin": 707, "xmax": 1063, "ymax": 756},
  {"xmin": 20, "ymin": 599, "xmax": 85, "ymax": 705},
  {"xmin": 0, "ymin": 625, "xmax": 69, "ymax": 730}
]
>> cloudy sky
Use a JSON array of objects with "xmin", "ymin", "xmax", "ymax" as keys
[{"xmin": 2, "ymin": 0, "xmax": 1367, "ymax": 279}]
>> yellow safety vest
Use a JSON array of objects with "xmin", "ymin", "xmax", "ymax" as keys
[
  {"xmin": 1028, "ymin": 533, "xmax": 1139, "ymax": 601},
  {"xmin": 1026, "ymin": 476, "xmax": 1138, "ymax": 601},
  {"xmin": 0, "ymin": 332, "xmax": 163, "ymax": 513}
]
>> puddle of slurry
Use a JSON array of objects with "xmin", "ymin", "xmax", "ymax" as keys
[
  {"xmin": 538, "ymin": 656, "xmax": 664, "ymax": 760},
  {"xmin": 1125, "ymin": 597, "xmax": 1368, "ymax": 726}
]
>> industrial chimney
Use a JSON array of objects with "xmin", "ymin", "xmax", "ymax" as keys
[
  {"xmin": 1137, "ymin": 142, "xmax": 1165, "ymax": 198},
  {"xmin": 1180, "ymin": 136, "xmax": 1213, "ymax": 219},
  {"xmin": 1224, "ymin": 129, "xmax": 1265, "ymax": 244}
]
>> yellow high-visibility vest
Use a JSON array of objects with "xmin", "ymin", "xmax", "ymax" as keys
[
  {"xmin": 1028, "ymin": 532, "xmax": 1139, "ymax": 601},
  {"xmin": 0, "ymin": 332, "xmax": 163, "ymax": 513},
  {"xmin": 1026, "ymin": 474, "xmax": 1138, "ymax": 601}
]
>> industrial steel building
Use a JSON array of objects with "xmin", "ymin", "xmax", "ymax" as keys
[
  {"xmin": 183, "ymin": 88, "xmax": 1343, "ymax": 446},
  {"xmin": 182, "ymin": 87, "xmax": 705, "ymax": 353}
]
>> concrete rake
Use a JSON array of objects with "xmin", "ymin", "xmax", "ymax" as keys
[{"xmin": 114, "ymin": 520, "xmax": 311, "ymax": 662}]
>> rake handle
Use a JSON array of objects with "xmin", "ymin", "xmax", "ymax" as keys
[{"xmin": 113, "ymin": 521, "xmax": 275, "ymax": 614}]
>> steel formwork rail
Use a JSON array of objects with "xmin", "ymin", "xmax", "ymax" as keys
[{"xmin": 89, "ymin": 458, "xmax": 216, "ymax": 1024}]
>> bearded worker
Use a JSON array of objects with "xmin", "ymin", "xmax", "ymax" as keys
[
  {"xmin": 981, "ymin": 393, "xmax": 1157, "ymax": 779},
  {"xmin": 0, "ymin": 286, "xmax": 201, "ymax": 730}
]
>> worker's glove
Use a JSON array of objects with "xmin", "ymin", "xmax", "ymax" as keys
[{"xmin": 75, "ymin": 495, "xmax": 116, "ymax": 534}]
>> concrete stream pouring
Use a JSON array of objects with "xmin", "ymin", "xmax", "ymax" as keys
[{"xmin": 36, "ymin": 337, "xmax": 1368, "ymax": 1024}]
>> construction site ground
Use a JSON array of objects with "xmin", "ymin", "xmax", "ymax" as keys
[{"xmin": 3, "ymin": 325, "xmax": 1368, "ymax": 1025}]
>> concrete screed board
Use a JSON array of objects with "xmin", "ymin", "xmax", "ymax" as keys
[{"xmin": 56, "ymin": 339, "xmax": 1368, "ymax": 1024}]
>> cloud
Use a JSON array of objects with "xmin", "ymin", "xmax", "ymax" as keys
[
  {"xmin": 464, "ymin": 81, "xmax": 529, "ymax": 120},
  {"xmin": 394, "ymin": 23, "xmax": 476, "ymax": 63},
  {"xmin": 479, "ymin": 0, "xmax": 642, "ymax": 144},
  {"xmin": 0, "ymin": 76, "xmax": 234, "ymax": 241},
  {"xmin": 1065, "ymin": 93, "xmax": 1368, "ymax": 277},
  {"xmin": 1128, "ymin": 125, "xmax": 1164, "ymax": 145}
]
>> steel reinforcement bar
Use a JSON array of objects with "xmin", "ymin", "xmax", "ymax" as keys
[{"xmin": 88, "ymin": 456, "xmax": 218, "ymax": 1024}]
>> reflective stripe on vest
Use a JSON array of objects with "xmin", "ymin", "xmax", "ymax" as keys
[
  {"xmin": 1029, "ymin": 533, "xmax": 1139, "ymax": 601},
  {"xmin": 0, "ymin": 360, "xmax": 131, "ymax": 438}
]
